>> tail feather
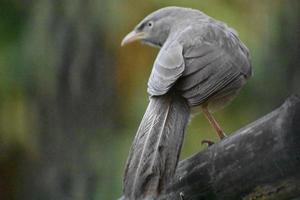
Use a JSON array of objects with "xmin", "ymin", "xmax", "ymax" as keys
[{"xmin": 123, "ymin": 94, "xmax": 190, "ymax": 200}]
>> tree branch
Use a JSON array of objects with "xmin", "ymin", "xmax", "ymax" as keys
[{"xmin": 159, "ymin": 95, "xmax": 300, "ymax": 200}]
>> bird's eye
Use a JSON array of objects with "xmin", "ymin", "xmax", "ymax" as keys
[{"xmin": 147, "ymin": 21, "xmax": 153, "ymax": 27}]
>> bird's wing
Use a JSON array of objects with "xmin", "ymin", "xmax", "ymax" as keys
[
  {"xmin": 147, "ymin": 40, "xmax": 185, "ymax": 96},
  {"xmin": 176, "ymin": 24, "xmax": 251, "ymax": 106}
]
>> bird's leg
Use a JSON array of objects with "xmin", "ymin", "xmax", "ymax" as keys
[{"xmin": 201, "ymin": 105, "xmax": 227, "ymax": 144}]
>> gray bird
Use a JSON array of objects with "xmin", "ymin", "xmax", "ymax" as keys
[{"xmin": 121, "ymin": 6, "xmax": 251, "ymax": 200}]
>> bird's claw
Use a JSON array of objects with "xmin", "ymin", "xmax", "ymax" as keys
[
  {"xmin": 201, "ymin": 139, "xmax": 215, "ymax": 146},
  {"xmin": 220, "ymin": 132, "xmax": 228, "ymax": 140}
]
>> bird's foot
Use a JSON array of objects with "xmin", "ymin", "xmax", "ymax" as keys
[
  {"xmin": 201, "ymin": 139, "xmax": 215, "ymax": 146},
  {"xmin": 201, "ymin": 134, "xmax": 228, "ymax": 147},
  {"xmin": 218, "ymin": 131, "xmax": 228, "ymax": 140}
]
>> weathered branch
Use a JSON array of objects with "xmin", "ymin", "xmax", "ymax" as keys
[{"xmin": 159, "ymin": 95, "xmax": 300, "ymax": 200}]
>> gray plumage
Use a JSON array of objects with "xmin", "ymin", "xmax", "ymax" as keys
[
  {"xmin": 123, "ymin": 95, "xmax": 189, "ymax": 199},
  {"xmin": 146, "ymin": 8, "xmax": 251, "ymax": 106},
  {"xmin": 122, "ymin": 6, "xmax": 252, "ymax": 200}
]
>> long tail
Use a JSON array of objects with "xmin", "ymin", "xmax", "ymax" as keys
[{"xmin": 123, "ymin": 94, "xmax": 190, "ymax": 200}]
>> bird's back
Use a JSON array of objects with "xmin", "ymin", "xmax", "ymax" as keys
[{"xmin": 172, "ymin": 20, "xmax": 252, "ymax": 107}]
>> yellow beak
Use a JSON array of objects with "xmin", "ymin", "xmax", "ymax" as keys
[{"xmin": 121, "ymin": 31, "xmax": 145, "ymax": 46}]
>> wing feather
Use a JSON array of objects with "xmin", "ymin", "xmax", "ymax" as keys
[
  {"xmin": 148, "ymin": 23, "xmax": 251, "ymax": 107},
  {"xmin": 175, "ymin": 24, "xmax": 251, "ymax": 106},
  {"xmin": 147, "ymin": 41, "xmax": 184, "ymax": 96}
]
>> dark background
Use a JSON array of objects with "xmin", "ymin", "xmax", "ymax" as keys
[{"xmin": 0, "ymin": 0, "xmax": 299, "ymax": 199}]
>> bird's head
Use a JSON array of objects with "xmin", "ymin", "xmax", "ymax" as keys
[{"xmin": 121, "ymin": 7, "xmax": 199, "ymax": 48}]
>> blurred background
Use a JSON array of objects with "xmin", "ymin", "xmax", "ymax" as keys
[{"xmin": 0, "ymin": 0, "xmax": 299, "ymax": 199}]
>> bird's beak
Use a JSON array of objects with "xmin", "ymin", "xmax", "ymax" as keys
[{"xmin": 121, "ymin": 31, "xmax": 145, "ymax": 46}]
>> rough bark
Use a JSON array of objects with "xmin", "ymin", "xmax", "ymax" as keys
[{"xmin": 158, "ymin": 95, "xmax": 300, "ymax": 200}]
